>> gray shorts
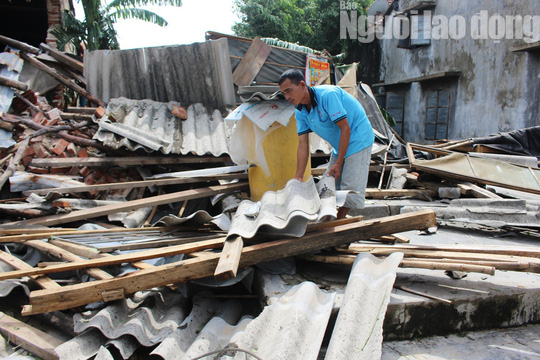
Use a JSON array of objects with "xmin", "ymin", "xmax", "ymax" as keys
[{"xmin": 324, "ymin": 145, "xmax": 371, "ymax": 209}]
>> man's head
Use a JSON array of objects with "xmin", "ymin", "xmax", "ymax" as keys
[{"xmin": 279, "ymin": 69, "xmax": 310, "ymax": 107}]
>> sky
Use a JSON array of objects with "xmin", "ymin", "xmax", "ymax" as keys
[{"xmin": 74, "ymin": 0, "xmax": 240, "ymax": 49}]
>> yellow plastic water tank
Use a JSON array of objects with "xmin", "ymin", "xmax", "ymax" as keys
[{"xmin": 248, "ymin": 115, "xmax": 311, "ymax": 201}]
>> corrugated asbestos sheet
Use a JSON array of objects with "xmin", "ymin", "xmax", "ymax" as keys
[
  {"xmin": 227, "ymin": 177, "xmax": 322, "ymax": 239},
  {"xmin": 325, "ymin": 253, "xmax": 403, "ymax": 360},
  {"xmin": 84, "ymin": 38, "xmax": 236, "ymax": 108},
  {"xmin": 93, "ymin": 98, "xmax": 231, "ymax": 155}
]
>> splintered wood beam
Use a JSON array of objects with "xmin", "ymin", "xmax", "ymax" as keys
[
  {"xmin": 23, "ymin": 210, "xmax": 437, "ymax": 314},
  {"xmin": 6, "ymin": 182, "xmax": 247, "ymax": 227},
  {"xmin": 0, "ymin": 238, "xmax": 226, "ymax": 281},
  {"xmin": 214, "ymin": 236, "xmax": 244, "ymax": 282},
  {"xmin": 0, "ymin": 312, "xmax": 63, "ymax": 360}
]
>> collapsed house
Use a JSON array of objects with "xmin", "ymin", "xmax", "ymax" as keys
[{"xmin": 0, "ymin": 27, "xmax": 539, "ymax": 360}]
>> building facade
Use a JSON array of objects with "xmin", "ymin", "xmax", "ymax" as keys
[{"xmin": 372, "ymin": 0, "xmax": 539, "ymax": 143}]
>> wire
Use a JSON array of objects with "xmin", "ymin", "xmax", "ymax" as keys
[{"xmin": 189, "ymin": 347, "xmax": 263, "ymax": 360}]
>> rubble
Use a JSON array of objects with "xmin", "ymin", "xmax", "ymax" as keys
[{"xmin": 0, "ymin": 34, "xmax": 539, "ymax": 359}]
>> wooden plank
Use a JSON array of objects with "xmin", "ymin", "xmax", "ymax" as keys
[
  {"xmin": 365, "ymin": 188, "xmax": 436, "ymax": 199},
  {"xmin": 0, "ymin": 35, "xmax": 40, "ymax": 54},
  {"xmin": 0, "ymin": 74, "xmax": 28, "ymax": 91},
  {"xmin": 457, "ymin": 182, "xmax": 502, "ymax": 199},
  {"xmin": 232, "ymin": 37, "xmax": 272, "ymax": 86},
  {"xmin": 392, "ymin": 233, "xmax": 410, "ymax": 243},
  {"xmin": 30, "ymin": 155, "xmax": 232, "ymax": 168},
  {"xmin": 0, "ymin": 251, "xmax": 60, "ymax": 289},
  {"xmin": 7, "ymin": 182, "xmax": 248, "ymax": 227},
  {"xmin": 0, "ymin": 237, "xmax": 226, "ymax": 281},
  {"xmin": 96, "ymin": 233, "xmax": 222, "ymax": 252},
  {"xmin": 19, "ymin": 52, "xmax": 106, "ymax": 107},
  {"xmin": 306, "ymin": 216, "xmax": 363, "ymax": 232},
  {"xmin": 0, "ymin": 312, "xmax": 63, "ymax": 360},
  {"xmin": 25, "ymin": 240, "xmax": 113, "ymax": 280},
  {"xmin": 214, "ymin": 236, "xmax": 244, "ymax": 281},
  {"xmin": 300, "ymin": 254, "xmax": 496, "ymax": 275},
  {"xmin": 0, "ymin": 226, "xmax": 175, "ymax": 243},
  {"xmin": 23, "ymin": 210, "xmax": 437, "ymax": 314},
  {"xmin": 347, "ymin": 243, "xmax": 540, "ymax": 258},
  {"xmin": 40, "ymin": 43, "xmax": 84, "ymax": 73},
  {"xmin": 24, "ymin": 173, "xmax": 248, "ymax": 196}
]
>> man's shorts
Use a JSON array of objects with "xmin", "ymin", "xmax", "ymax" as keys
[{"xmin": 324, "ymin": 145, "xmax": 371, "ymax": 209}]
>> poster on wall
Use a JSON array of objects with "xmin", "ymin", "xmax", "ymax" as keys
[{"xmin": 306, "ymin": 55, "xmax": 331, "ymax": 86}]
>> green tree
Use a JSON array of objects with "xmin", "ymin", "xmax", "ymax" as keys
[
  {"xmin": 52, "ymin": 0, "xmax": 182, "ymax": 52},
  {"xmin": 233, "ymin": 0, "xmax": 372, "ymax": 59}
]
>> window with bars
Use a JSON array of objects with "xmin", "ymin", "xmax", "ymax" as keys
[
  {"xmin": 386, "ymin": 92, "xmax": 405, "ymax": 137},
  {"xmin": 425, "ymin": 89, "xmax": 450, "ymax": 140}
]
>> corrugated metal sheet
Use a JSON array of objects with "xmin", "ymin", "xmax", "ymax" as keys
[
  {"xmin": 9, "ymin": 171, "xmax": 85, "ymax": 192},
  {"xmin": 84, "ymin": 39, "xmax": 235, "ymax": 107},
  {"xmin": 0, "ymin": 51, "xmax": 24, "ymax": 113},
  {"xmin": 93, "ymin": 98, "xmax": 231, "ymax": 156}
]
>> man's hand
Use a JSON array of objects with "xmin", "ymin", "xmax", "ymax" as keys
[
  {"xmin": 327, "ymin": 162, "xmax": 342, "ymax": 180},
  {"xmin": 294, "ymin": 175, "xmax": 304, "ymax": 182}
]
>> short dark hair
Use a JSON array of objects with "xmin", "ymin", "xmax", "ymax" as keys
[{"xmin": 278, "ymin": 69, "xmax": 305, "ymax": 85}]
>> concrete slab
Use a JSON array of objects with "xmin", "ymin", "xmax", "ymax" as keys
[
  {"xmin": 382, "ymin": 323, "xmax": 540, "ymax": 360},
  {"xmin": 254, "ymin": 225, "xmax": 540, "ymax": 341}
]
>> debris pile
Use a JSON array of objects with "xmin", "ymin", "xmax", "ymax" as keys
[{"xmin": 0, "ymin": 35, "xmax": 539, "ymax": 359}]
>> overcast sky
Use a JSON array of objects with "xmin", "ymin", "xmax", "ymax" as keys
[{"xmin": 75, "ymin": 0, "xmax": 240, "ymax": 49}]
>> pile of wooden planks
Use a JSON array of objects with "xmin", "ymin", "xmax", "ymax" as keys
[{"xmin": 0, "ymin": 210, "xmax": 437, "ymax": 315}]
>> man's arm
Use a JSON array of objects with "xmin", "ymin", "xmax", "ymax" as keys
[
  {"xmin": 327, "ymin": 118, "xmax": 351, "ymax": 180},
  {"xmin": 294, "ymin": 133, "xmax": 309, "ymax": 181}
]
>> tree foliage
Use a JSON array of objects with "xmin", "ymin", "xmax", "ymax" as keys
[
  {"xmin": 233, "ymin": 0, "xmax": 373, "ymax": 59},
  {"xmin": 52, "ymin": 0, "xmax": 182, "ymax": 52}
]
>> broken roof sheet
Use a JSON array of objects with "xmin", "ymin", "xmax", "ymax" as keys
[
  {"xmin": 93, "ymin": 98, "xmax": 231, "ymax": 156},
  {"xmin": 72, "ymin": 290, "xmax": 187, "ymax": 347},
  {"xmin": 84, "ymin": 38, "xmax": 235, "ymax": 108},
  {"xmin": 227, "ymin": 177, "xmax": 322, "ymax": 239}
]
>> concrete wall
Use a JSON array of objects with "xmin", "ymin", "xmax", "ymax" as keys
[{"xmin": 377, "ymin": 0, "xmax": 539, "ymax": 143}]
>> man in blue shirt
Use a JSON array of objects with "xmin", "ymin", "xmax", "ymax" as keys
[{"xmin": 279, "ymin": 69, "xmax": 374, "ymax": 218}]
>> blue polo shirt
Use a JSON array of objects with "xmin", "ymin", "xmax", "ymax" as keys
[{"xmin": 295, "ymin": 85, "xmax": 374, "ymax": 157}]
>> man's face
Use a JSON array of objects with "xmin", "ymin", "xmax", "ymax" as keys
[{"xmin": 280, "ymin": 79, "xmax": 307, "ymax": 106}]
